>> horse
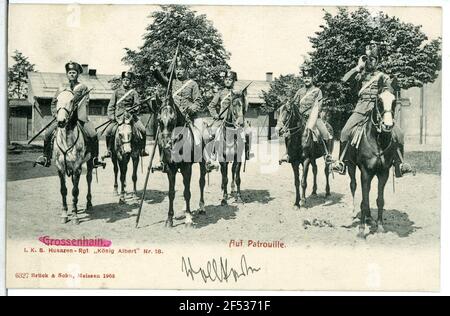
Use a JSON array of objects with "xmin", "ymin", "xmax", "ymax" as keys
[
  {"xmin": 345, "ymin": 92, "xmax": 398, "ymax": 239},
  {"xmin": 277, "ymin": 103, "xmax": 333, "ymax": 209},
  {"xmin": 157, "ymin": 102, "xmax": 207, "ymax": 228},
  {"xmin": 54, "ymin": 90, "xmax": 94, "ymax": 225},
  {"xmin": 213, "ymin": 96, "xmax": 248, "ymax": 206},
  {"xmin": 111, "ymin": 111, "xmax": 142, "ymax": 203}
]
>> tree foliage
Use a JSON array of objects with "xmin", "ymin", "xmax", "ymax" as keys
[
  {"xmin": 8, "ymin": 50, "xmax": 36, "ymax": 99},
  {"xmin": 122, "ymin": 5, "xmax": 231, "ymax": 109},
  {"xmin": 264, "ymin": 7, "xmax": 441, "ymax": 134}
]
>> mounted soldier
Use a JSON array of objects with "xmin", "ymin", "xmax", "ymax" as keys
[
  {"xmin": 277, "ymin": 66, "xmax": 333, "ymax": 163},
  {"xmin": 102, "ymin": 71, "xmax": 149, "ymax": 159},
  {"xmin": 150, "ymin": 57, "xmax": 203, "ymax": 172},
  {"xmin": 330, "ymin": 41, "xmax": 414, "ymax": 177},
  {"xmin": 35, "ymin": 61, "xmax": 103, "ymax": 168}
]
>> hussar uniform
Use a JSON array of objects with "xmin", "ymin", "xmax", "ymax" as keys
[
  {"xmin": 35, "ymin": 61, "xmax": 102, "ymax": 168},
  {"xmin": 103, "ymin": 71, "xmax": 149, "ymax": 158},
  {"xmin": 206, "ymin": 70, "xmax": 249, "ymax": 167},
  {"xmin": 277, "ymin": 67, "xmax": 332, "ymax": 163},
  {"xmin": 331, "ymin": 41, "xmax": 413, "ymax": 177}
]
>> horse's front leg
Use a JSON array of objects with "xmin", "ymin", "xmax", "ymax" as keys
[
  {"xmin": 119, "ymin": 158, "xmax": 128, "ymax": 204},
  {"xmin": 220, "ymin": 162, "xmax": 228, "ymax": 206},
  {"xmin": 71, "ymin": 170, "xmax": 82, "ymax": 225},
  {"xmin": 182, "ymin": 164, "xmax": 193, "ymax": 228},
  {"xmin": 231, "ymin": 161, "xmax": 237, "ymax": 197},
  {"xmin": 348, "ymin": 163, "xmax": 358, "ymax": 215},
  {"xmin": 375, "ymin": 169, "xmax": 390, "ymax": 234},
  {"xmin": 324, "ymin": 157, "xmax": 331, "ymax": 197},
  {"xmin": 234, "ymin": 162, "xmax": 243, "ymax": 203},
  {"xmin": 132, "ymin": 155, "xmax": 139, "ymax": 198},
  {"xmin": 198, "ymin": 162, "xmax": 207, "ymax": 214},
  {"xmin": 311, "ymin": 158, "xmax": 318, "ymax": 195},
  {"xmin": 58, "ymin": 170, "xmax": 68, "ymax": 223},
  {"xmin": 291, "ymin": 162, "xmax": 301, "ymax": 209},
  {"xmin": 86, "ymin": 160, "xmax": 93, "ymax": 213},
  {"xmin": 112, "ymin": 156, "xmax": 119, "ymax": 195},
  {"xmin": 301, "ymin": 158, "xmax": 310, "ymax": 207},
  {"xmin": 358, "ymin": 167, "xmax": 374, "ymax": 239},
  {"xmin": 166, "ymin": 166, "xmax": 176, "ymax": 228}
]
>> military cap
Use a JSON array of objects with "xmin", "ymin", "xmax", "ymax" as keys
[
  {"xmin": 65, "ymin": 61, "xmax": 83, "ymax": 74},
  {"xmin": 221, "ymin": 70, "xmax": 238, "ymax": 81},
  {"xmin": 301, "ymin": 66, "xmax": 315, "ymax": 77},
  {"xmin": 121, "ymin": 71, "xmax": 135, "ymax": 79}
]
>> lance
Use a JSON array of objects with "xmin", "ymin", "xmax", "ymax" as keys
[
  {"xmin": 27, "ymin": 87, "xmax": 93, "ymax": 144},
  {"xmin": 136, "ymin": 43, "xmax": 179, "ymax": 228}
]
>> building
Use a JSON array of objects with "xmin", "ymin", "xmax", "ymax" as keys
[
  {"xmin": 398, "ymin": 72, "xmax": 442, "ymax": 146},
  {"xmin": 8, "ymin": 99, "xmax": 32, "ymax": 141},
  {"xmin": 26, "ymin": 65, "xmax": 273, "ymax": 140}
]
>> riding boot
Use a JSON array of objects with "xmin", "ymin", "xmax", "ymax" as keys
[
  {"xmin": 89, "ymin": 137, "xmax": 106, "ymax": 169},
  {"xmin": 140, "ymin": 134, "xmax": 149, "ymax": 157},
  {"xmin": 206, "ymin": 160, "xmax": 220, "ymax": 173},
  {"xmin": 279, "ymin": 138, "xmax": 290, "ymax": 164},
  {"xmin": 330, "ymin": 141, "xmax": 349, "ymax": 175},
  {"xmin": 102, "ymin": 135, "xmax": 112, "ymax": 159},
  {"xmin": 34, "ymin": 134, "xmax": 54, "ymax": 167},
  {"xmin": 393, "ymin": 145, "xmax": 416, "ymax": 177}
]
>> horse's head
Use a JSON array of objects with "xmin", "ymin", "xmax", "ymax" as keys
[
  {"xmin": 117, "ymin": 111, "xmax": 133, "ymax": 155},
  {"xmin": 56, "ymin": 90, "xmax": 75, "ymax": 128},
  {"xmin": 377, "ymin": 90, "xmax": 397, "ymax": 133},
  {"xmin": 276, "ymin": 102, "xmax": 302, "ymax": 137},
  {"xmin": 158, "ymin": 104, "xmax": 178, "ymax": 153}
]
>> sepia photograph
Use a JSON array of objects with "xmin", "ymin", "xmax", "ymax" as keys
[{"xmin": 3, "ymin": 2, "xmax": 443, "ymax": 291}]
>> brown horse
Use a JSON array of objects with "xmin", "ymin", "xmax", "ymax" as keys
[
  {"xmin": 54, "ymin": 90, "xmax": 94, "ymax": 225},
  {"xmin": 346, "ymin": 92, "xmax": 399, "ymax": 238},
  {"xmin": 277, "ymin": 103, "xmax": 333, "ymax": 209},
  {"xmin": 111, "ymin": 111, "xmax": 142, "ymax": 203},
  {"xmin": 157, "ymin": 102, "xmax": 207, "ymax": 228}
]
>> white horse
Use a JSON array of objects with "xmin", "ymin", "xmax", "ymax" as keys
[{"xmin": 54, "ymin": 90, "xmax": 94, "ymax": 224}]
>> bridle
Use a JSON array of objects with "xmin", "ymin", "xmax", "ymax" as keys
[
  {"xmin": 366, "ymin": 97, "xmax": 394, "ymax": 158},
  {"xmin": 278, "ymin": 103, "xmax": 304, "ymax": 137},
  {"xmin": 158, "ymin": 104, "xmax": 187, "ymax": 150}
]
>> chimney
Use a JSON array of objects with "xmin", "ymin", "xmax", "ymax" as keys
[
  {"xmin": 266, "ymin": 72, "xmax": 273, "ymax": 82},
  {"xmin": 81, "ymin": 64, "xmax": 89, "ymax": 74},
  {"xmin": 88, "ymin": 69, "xmax": 97, "ymax": 77}
]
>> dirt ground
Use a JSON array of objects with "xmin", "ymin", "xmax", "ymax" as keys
[{"xmin": 6, "ymin": 140, "xmax": 440, "ymax": 248}]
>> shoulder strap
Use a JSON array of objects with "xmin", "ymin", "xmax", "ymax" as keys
[
  {"xmin": 299, "ymin": 87, "xmax": 320, "ymax": 105},
  {"xmin": 358, "ymin": 73, "xmax": 383, "ymax": 96},
  {"xmin": 116, "ymin": 89, "xmax": 135, "ymax": 106},
  {"xmin": 173, "ymin": 79, "xmax": 193, "ymax": 97}
]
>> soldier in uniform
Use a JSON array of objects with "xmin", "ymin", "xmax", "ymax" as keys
[
  {"xmin": 35, "ymin": 61, "xmax": 103, "ymax": 168},
  {"xmin": 150, "ymin": 57, "xmax": 203, "ymax": 172},
  {"xmin": 206, "ymin": 70, "xmax": 247, "ymax": 171},
  {"xmin": 102, "ymin": 71, "xmax": 149, "ymax": 158},
  {"xmin": 330, "ymin": 41, "xmax": 413, "ymax": 177},
  {"xmin": 277, "ymin": 66, "xmax": 333, "ymax": 163}
]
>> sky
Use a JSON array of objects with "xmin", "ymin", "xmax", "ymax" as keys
[{"xmin": 7, "ymin": 4, "xmax": 442, "ymax": 81}]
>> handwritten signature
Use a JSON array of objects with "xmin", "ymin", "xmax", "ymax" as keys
[{"xmin": 181, "ymin": 254, "xmax": 261, "ymax": 283}]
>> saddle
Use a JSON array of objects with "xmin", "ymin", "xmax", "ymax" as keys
[{"xmin": 350, "ymin": 115, "xmax": 370, "ymax": 150}]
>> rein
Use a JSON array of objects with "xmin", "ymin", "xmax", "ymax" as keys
[
  {"xmin": 55, "ymin": 123, "xmax": 81, "ymax": 177},
  {"xmin": 365, "ymin": 100, "xmax": 394, "ymax": 158}
]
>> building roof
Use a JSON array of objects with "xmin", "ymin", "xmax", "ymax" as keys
[
  {"xmin": 27, "ymin": 71, "xmax": 115, "ymax": 100},
  {"xmin": 9, "ymin": 99, "xmax": 31, "ymax": 108},
  {"xmin": 235, "ymin": 80, "xmax": 270, "ymax": 104},
  {"xmin": 27, "ymin": 71, "xmax": 271, "ymax": 104}
]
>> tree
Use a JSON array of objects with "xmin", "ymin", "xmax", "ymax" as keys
[
  {"xmin": 264, "ymin": 7, "xmax": 441, "ymax": 135},
  {"xmin": 8, "ymin": 50, "xmax": 36, "ymax": 99},
  {"xmin": 122, "ymin": 5, "xmax": 231, "ymax": 108},
  {"xmin": 307, "ymin": 7, "xmax": 442, "ymax": 133},
  {"xmin": 261, "ymin": 74, "xmax": 303, "ymax": 114}
]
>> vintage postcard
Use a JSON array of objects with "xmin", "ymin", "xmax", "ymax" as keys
[{"xmin": 4, "ymin": 3, "xmax": 442, "ymax": 291}]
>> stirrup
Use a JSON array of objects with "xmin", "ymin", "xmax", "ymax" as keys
[
  {"xmin": 279, "ymin": 154, "xmax": 290, "ymax": 165},
  {"xmin": 325, "ymin": 154, "xmax": 333, "ymax": 164},
  {"xmin": 151, "ymin": 163, "xmax": 166, "ymax": 173},
  {"xmin": 93, "ymin": 157, "xmax": 106, "ymax": 169},
  {"xmin": 34, "ymin": 156, "xmax": 51, "ymax": 168},
  {"xmin": 206, "ymin": 162, "xmax": 219, "ymax": 173},
  {"xmin": 102, "ymin": 151, "xmax": 111, "ymax": 160},
  {"xmin": 395, "ymin": 162, "xmax": 416, "ymax": 178},
  {"xmin": 331, "ymin": 161, "xmax": 346, "ymax": 175}
]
